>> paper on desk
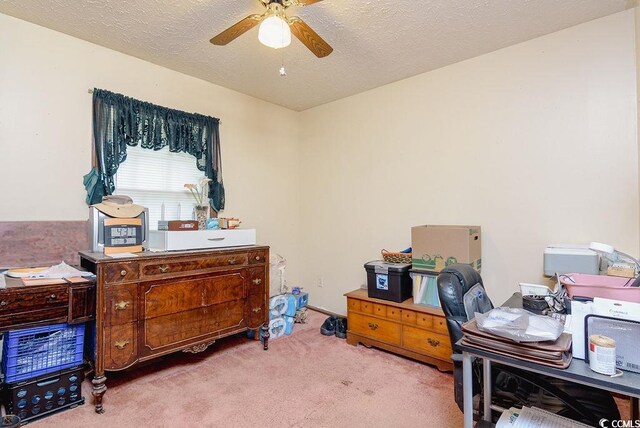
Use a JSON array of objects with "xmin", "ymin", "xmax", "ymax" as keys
[
  {"xmin": 24, "ymin": 262, "xmax": 93, "ymax": 278},
  {"xmin": 497, "ymin": 406, "xmax": 591, "ymax": 428}
]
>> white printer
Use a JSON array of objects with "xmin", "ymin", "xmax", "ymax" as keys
[{"xmin": 543, "ymin": 244, "xmax": 600, "ymax": 277}]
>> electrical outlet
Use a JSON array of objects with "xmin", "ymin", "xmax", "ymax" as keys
[{"xmin": 317, "ymin": 276, "xmax": 324, "ymax": 288}]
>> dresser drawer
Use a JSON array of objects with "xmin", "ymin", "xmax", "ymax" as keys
[
  {"xmin": 402, "ymin": 325, "xmax": 452, "ymax": 361},
  {"xmin": 359, "ymin": 301, "xmax": 374, "ymax": 314},
  {"xmin": 104, "ymin": 262, "xmax": 139, "ymax": 284},
  {"xmin": 347, "ymin": 298, "xmax": 361, "ymax": 312},
  {"xmin": 140, "ymin": 253, "xmax": 247, "ymax": 278},
  {"xmin": 402, "ymin": 309, "xmax": 417, "ymax": 324},
  {"xmin": 386, "ymin": 306, "xmax": 401, "ymax": 320},
  {"xmin": 416, "ymin": 313, "xmax": 433, "ymax": 329},
  {"xmin": 247, "ymin": 293, "xmax": 267, "ymax": 328},
  {"xmin": 143, "ymin": 300, "xmax": 245, "ymax": 353},
  {"xmin": 349, "ymin": 313, "xmax": 401, "ymax": 345},
  {"xmin": 106, "ymin": 284, "xmax": 137, "ymax": 326},
  {"xmin": 372, "ymin": 303, "xmax": 387, "ymax": 318},
  {"xmin": 143, "ymin": 273, "xmax": 245, "ymax": 319},
  {"xmin": 248, "ymin": 250, "xmax": 268, "ymax": 265},
  {"xmin": 432, "ymin": 315, "xmax": 448, "ymax": 334},
  {"xmin": 0, "ymin": 285, "xmax": 68, "ymax": 314},
  {"xmin": 105, "ymin": 323, "xmax": 138, "ymax": 370},
  {"xmin": 246, "ymin": 267, "xmax": 266, "ymax": 296}
]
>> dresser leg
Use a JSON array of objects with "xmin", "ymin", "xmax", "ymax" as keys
[
  {"xmin": 261, "ymin": 323, "xmax": 270, "ymax": 350},
  {"xmin": 92, "ymin": 373, "xmax": 107, "ymax": 413}
]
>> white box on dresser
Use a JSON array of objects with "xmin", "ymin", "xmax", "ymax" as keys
[{"xmin": 149, "ymin": 229, "xmax": 256, "ymax": 251}]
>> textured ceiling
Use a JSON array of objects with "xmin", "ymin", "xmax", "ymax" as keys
[{"xmin": 0, "ymin": 0, "xmax": 632, "ymax": 111}]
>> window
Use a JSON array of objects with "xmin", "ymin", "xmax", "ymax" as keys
[{"xmin": 114, "ymin": 145, "xmax": 206, "ymax": 230}]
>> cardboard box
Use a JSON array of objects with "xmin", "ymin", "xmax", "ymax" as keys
[{"xmin": 411, "ymin": 225, "xmax": 481, "ymax": 272}]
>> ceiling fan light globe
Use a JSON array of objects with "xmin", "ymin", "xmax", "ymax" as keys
[{"xmin": 258, "ymin": 16, "xmax": 291, "ymax": 49}]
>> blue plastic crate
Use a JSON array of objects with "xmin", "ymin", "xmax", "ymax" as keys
[{"xmin": 2, "ymin": 323, "xmax": 85, "ymax": 383}]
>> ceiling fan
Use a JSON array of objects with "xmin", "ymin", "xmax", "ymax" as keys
[{"xmin": 210, "ymin": 0, "xmax": 333, "ymax": 58}]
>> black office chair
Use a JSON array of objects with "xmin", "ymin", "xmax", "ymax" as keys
[{"xmin": 437, "ymin": 264, "xmax": 620, "ymax": 425}]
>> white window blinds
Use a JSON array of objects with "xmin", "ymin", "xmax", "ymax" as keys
[{"xmin": 114, "ymin": 145, "xmax": 207, "ymax": 230}]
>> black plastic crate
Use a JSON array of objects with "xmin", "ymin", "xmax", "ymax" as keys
[
  {"xmin": 4, "ymin": 366, "xmax": 85, "ymax": 424},
  {"xmin": 364, "ymin": 261, "xmax": 412, "ymax": 303}
]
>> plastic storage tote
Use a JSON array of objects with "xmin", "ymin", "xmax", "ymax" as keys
[{"xmin": 559, "ymin": 273, "xmax": 640, "ymax": 303}]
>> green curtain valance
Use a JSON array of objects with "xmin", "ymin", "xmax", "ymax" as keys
[{"xmin": 83, "ymin": 88, "xmax": 225, "ymax": 211}]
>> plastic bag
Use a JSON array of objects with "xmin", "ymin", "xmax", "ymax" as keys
[{"xmin": 475, "ymin": 307, "xmax": 563, "ymax": 343}]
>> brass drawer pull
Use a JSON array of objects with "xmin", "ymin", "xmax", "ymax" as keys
[
  {"xmin": 114, "ymin": 300, "xmax": 131, "ymax": 310},
  {"xmin": 114, "ymin": 340, "xmax": 129, "ymax": 350},
  {"xmin": 159, "ymin": 265, "xmax": 169, "ymax": 273},
  {"xmin": 228, "ymin": 258, "xmax": 238, "ymax": 265},
  {"xmin": 254, "ymin": 256, "xmax": 261, "ymax": 261},
  {"xmin": 252, "ymin": 278, "xmax": 262, "ymax": 285},
  {"xmin": 427, "ymin": 338, "xmax": 440, "ymax": 347},
  {"xmin": 120, "ymin": 270, "xmax": 127, "ymax": 276},
  {"xmin": 48, "ymin": 294, "xmax": 57, "ymax": 299},
  {"xmin": 252, "ymin": 307, "xmax": 262, "ymax": 313},
  {"xmin": 0, "ymin": 301, "xmax": 7, "ymax": 306},
  {"xmin": 368, "ymin": 323, "xmax": 378, "ymax": 331}
]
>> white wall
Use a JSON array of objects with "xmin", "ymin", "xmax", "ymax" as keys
[
  {"xmin": 300, "ymin": 10, "xmax": 639, "ymax": 312},
  {"xmin": 0, "ymin": 13, "xmax": 303, "ymax": 282},
  {"xmin": 1, "ymin": 11, "xmax": 638, "ymax": 314}
]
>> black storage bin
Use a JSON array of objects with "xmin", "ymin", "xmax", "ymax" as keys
[
  {"xmin": 4, "ymin": 365, "xmax": 85, "ymax": 424},
  {"xmin": 364, "ymin": 261, "xmax": 412, "ymax": 302}
]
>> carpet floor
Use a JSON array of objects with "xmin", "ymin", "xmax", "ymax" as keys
[{"xmin": 30, "ymin": 310, "xmax": 461, "ymax": 427}]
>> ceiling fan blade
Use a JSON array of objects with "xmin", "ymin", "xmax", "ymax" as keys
[
  {"xmin": 291, "ymin": 0, "xmax": 324, "ymax": 6},
  {"xmin": 210, "ymin": 14, "xmax": 263, "ymax": 45},
  {"xmin": 289, "ymin": 17, "xmax": 333, "ymax": 58}
]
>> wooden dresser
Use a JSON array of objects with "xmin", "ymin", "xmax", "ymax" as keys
[
  {"xmin": 79, "ymin": 245, "xmax": 269, "ymax": 413},
  {"xmin": 345, "ymin": 289, "xmax": 453, "ymax": 372}
]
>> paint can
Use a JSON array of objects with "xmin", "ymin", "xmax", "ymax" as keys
[{"xmin": 588, "ymin": 335, "xmax": 616, "ymax": 375}]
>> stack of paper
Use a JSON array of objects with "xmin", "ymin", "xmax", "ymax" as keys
[{"xmin": 496, "ymin": 406, "xmax": 591, "ymax": 428}]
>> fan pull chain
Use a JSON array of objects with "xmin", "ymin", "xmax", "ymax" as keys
[{"xmin": 279, "ymin": 49, "xmax": 287, "ymax": 77}]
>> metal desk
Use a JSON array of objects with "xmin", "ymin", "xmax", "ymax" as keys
[{"xmin": 458, "ymin": 294, "xmax": 640, "ymax": 428}]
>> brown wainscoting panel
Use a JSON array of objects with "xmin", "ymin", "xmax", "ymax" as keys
[{"xmin": 0, "ymin": 221, "xmax": 88, "ymax": 268}]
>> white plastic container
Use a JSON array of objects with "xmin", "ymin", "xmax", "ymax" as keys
[{"xmin": 148, "ymin": 229, "xmax": 256, "ymax": 251}]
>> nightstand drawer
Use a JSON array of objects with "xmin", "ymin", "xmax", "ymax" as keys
[{"xmin": 349, "ymin": 313, "xmax": 401, "ymax": 345}]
